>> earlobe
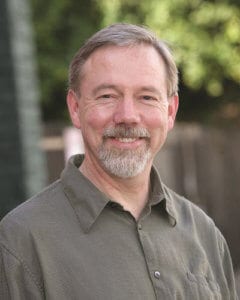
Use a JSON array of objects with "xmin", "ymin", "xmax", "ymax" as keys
[
  {"xmin": 168, "ymin": 94, "xmax": 179, "ymax": 131},
  {"xmin": 67, "ymin": 90, "xmax": 81, "ymax": 129}
]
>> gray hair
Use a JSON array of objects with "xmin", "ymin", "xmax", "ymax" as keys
[{"xmin": 68, "ymin": 23, "xmax": 179, "ymax": 97}]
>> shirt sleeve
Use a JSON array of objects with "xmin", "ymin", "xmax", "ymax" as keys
[
  {"xmin": 0, "ymin": 243, "xmax": 44, "ymax": 300},
  {"xmin": 216, "ymin": 228, "xmax": 239, "ymax": 300}
]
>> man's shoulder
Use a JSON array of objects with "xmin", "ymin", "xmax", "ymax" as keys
[
  {"xmin": 162, "ymin": 184, "xmax": 216, "ymax": 230},
  {"xmin": 0, "ymin": 180, "xmax": 66, "ymax": 237},
  {"xmin": 0, "ymin": 180, "xmax": 67, "ymax": 290},
  {"xmin": 162, "ymin": 184, "xmax": 228, "ymax": 257},
  {"xmin": 0, "ymin": 178, "xmax": 79, "ymax": 262}
]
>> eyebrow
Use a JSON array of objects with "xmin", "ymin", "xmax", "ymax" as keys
[
  {"xmin": 92, "ymin": 84, "xmax": 120, "ymax": 95},
  {"xmin": 92, "ymin": 84, "xmax": 164, "ymax": 98},
  {"xmin": 138, "ymin": 86, "xmax": 164, "ymax": 98}
]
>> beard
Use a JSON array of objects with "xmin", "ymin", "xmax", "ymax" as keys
[{"xmin": 98, "ymin": 126, "xmax": 152, "ymax": 178}]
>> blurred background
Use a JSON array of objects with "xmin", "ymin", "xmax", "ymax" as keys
[{"xmin": 1, "ymin": 0, "xmax": 239, "ymax": 291}]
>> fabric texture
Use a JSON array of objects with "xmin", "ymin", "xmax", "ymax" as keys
[{"xmin": 0, "ymin": 154, "xmax": 238, "ymax": 299}]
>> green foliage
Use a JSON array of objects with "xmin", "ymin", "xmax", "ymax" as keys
[
  {"xmin": 30, "ymin": 0, "xmax": 240, "ymax": 124},
  {"xmin": 99, "ymin": 0, "xmax": 240, "ymax": 95},
  {"xmin": 30, "ymin": 0, "xmax": 103, "ymax": 120}
]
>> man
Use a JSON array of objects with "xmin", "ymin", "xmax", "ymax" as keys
[{"xmin": 0, "ymin": 24, "xmax": 238, "ymax": 299}]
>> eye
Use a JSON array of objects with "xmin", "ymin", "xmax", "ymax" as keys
[
  {"xmin": 142, "ymin": 95, "xmax": 157, "ymax": 101},
  {"xmin": 96, "ymin": 94, "xmax": 116, "ymax": 101},
  {"xmin": 99, "ymin": 94, "xmax": 112, "ymax": 99},
  {"xmin": 97, "ymin": 92, "xmax": 120, "ymax": 99}
]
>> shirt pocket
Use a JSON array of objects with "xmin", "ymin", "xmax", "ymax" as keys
[{"xmin": 186, "ymin": 271, "xmax": 221, "ymax": 300}]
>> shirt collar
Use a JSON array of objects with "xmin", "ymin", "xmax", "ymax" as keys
[
  {"xmin": 61, "ymin": 155, "xmax": 110, "ymax": 233},
  {"xmin": 61, "ymin": 154, "xmax": 177, "ymax": 232},
  {"xmin": 149, "ymin": 165, "xmax": 177, "ymax": 226}
]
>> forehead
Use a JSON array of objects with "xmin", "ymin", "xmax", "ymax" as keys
[
  {"xmin": 82, "ymin": 44, "xmax": 165, "ymax": 74},
  {"xmin": 79, "ymin": 44, "xmax": 168, "ymax": 94}
]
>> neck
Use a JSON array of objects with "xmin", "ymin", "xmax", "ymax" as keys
[{"xmin": 80, "ymin": 159, "xmax": 152, "ymax": 220}]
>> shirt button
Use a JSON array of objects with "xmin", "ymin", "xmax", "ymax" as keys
[
  {"xmin": 138, "ymin": 224, "xmax": 142, "ymax": 230},
  {"xmin": 154, "ymin": 271, "xmax": 161, "ymax": 279}
]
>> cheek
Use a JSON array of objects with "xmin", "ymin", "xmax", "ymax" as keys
[
  {"xmin": 81, "ymin": 106, "xmax": 113, "ymax": 136},
  {"xmin": 145, "ymin": 111, "xmax": 169, "ymax": 145},
  {"xmin": 146, "ymin": 110, "xmax": 168, "ymax": 129},
  {"xmin": 87, "ymin": 111, "xmax": 109, "ymax": 129}
]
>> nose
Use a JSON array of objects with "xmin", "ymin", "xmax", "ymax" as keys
[{"xmin": 113, "ymin": 98, "xmax": 141, "ymax": 125}]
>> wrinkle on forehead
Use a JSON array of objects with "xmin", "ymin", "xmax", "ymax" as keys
[
  {"xmin": 88, "ymin": 44, "xmax": 165, "ymax": 70},
  {"xmin": 79, "ymin": 44, "xmax": 168, "ymax": 97}
]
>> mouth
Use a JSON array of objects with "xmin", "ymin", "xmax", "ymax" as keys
[
  {"xmin": 104, "ymin": 136, "xmax": 148, "ymax": 151},
  {"xmin": 102, "ymin": 126, "xmax": 150, "ymax": 149},
  {"xmin": 114, "ymin": 137, "xmax": 139, "ymax": 143}
]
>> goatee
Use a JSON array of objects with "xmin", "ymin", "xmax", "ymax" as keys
[{"xmin": 98, "ymin": 126, "xmax": 151, "ymax": 178}]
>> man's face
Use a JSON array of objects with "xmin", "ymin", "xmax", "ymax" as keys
[{"xmin": 67, "ymin": 44, "xmax": 178, "ymax": 178}]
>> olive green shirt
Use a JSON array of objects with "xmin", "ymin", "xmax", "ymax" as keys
[{"xmin": 0, "ymin": 155, "xmax": 238, "ymax": 299}]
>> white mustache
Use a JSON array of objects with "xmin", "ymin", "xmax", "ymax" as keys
[{"xmin": 103, "ymin": 126, "xmax": 150, "ymax": 139}]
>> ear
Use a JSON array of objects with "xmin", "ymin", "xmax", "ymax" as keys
[
  {"xmin": 167, "ymin": 94, "xmax": 179, "ymax": 131},
  {"xmin": 67, "ymin": 90, "xmax": 81, "ymax": 129}
]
